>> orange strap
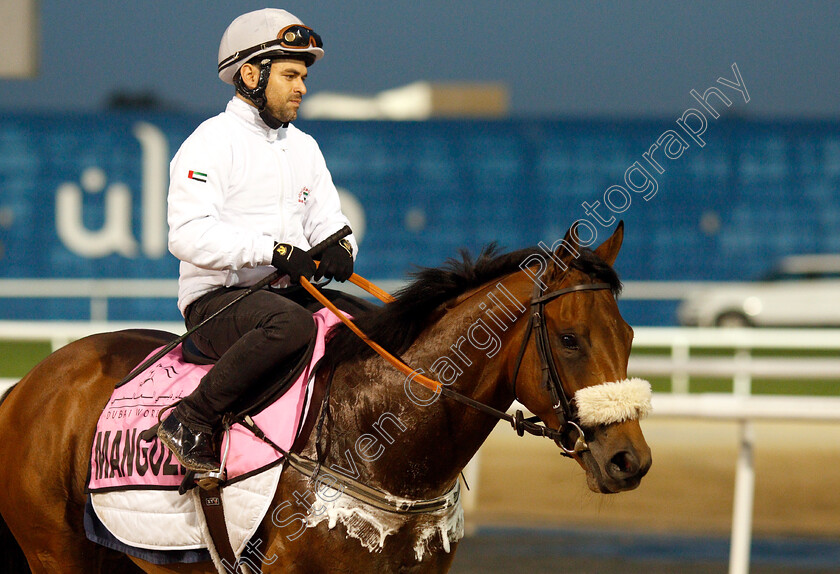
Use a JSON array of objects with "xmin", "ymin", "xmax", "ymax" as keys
[
  {"xmin": 348, "ymin": 273, "xmax": 395, "ymax": 304},
  {"xmin": 300, "ymin": 276, "xmax": 441, "ymax": 394}
]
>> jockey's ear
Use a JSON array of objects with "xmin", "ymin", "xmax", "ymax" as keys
[{"xmin": 593, "ymin": 220, "xmax": 624, "ymax": 267}]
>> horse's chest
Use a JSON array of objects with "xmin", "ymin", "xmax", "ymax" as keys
[{"xmin": 303, "ymin": 492, "xmax": 464, "ymax": 564}]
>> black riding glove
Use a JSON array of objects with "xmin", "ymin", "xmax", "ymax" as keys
[
  {"xmin": 315, "ymin": 239, "xmax": 354, "ymax": 282},
  {"xmin": 272, "ymin": 243, "xmax": 316, "ymax": 283}
]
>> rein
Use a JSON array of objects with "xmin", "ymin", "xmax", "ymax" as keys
[
  {"xmin": 300, "ymin": 274, "xmax": 612, "ymax": 454},
  {"xmin": 240, "ymin": 272, "xmax": 614, "ymax": 515}
]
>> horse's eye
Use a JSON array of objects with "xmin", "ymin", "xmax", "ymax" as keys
[{"xmin": 560, "ymin": 334, "xmax": 579, "ymax": 350}]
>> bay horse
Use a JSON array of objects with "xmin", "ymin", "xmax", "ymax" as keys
[{"xmin": 0, "ymin": 223, "xmax": 651, "ymax": 573}]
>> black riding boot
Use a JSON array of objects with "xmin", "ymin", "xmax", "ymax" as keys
[{"xmin": 157, "ymin": 410, "xmax": 220, "ymax": 473}]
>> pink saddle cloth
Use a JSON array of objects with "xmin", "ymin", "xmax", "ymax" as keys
[{"xmin": 87, "ymin": 308, "xmax": 341, "ymax": 492}]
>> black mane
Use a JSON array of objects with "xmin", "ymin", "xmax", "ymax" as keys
[{"xmin": 323, "ymin": 244, "xmax": 621, "ymax": 367}]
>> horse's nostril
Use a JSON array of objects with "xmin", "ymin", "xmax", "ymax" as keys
[{"xmin": 609, "ymin": 451, "xmax": 639, "ymax": 478}]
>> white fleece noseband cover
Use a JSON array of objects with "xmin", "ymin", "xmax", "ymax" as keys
[{"xmin": 574, "ymin": 378, "xmax": 652, "ymax": 426}]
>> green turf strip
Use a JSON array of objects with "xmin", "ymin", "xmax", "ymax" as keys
[{"xmin": 0, "ymin": 341, "xmax": 53, "ymax": 378}]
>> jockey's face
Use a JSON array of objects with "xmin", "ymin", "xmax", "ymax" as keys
[
  {"xmin": 262, "ymin": 59, "xmax": 308, "ymax": 124},
  {"xmin": 238, "ymin": 58, "xmax": 308, "ymax": 124}
]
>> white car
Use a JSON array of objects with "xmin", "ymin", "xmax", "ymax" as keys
[{"xmin": 677, "ymin": 254, "xmax": 840, "ymax": 327}]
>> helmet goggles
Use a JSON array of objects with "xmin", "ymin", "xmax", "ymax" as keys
[{"xmin": 278, "ymin": 24, "xmax": 322, "ymax": 49}]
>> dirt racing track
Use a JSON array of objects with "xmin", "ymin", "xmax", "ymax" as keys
[{"xmin": 450, "ymin": 418, "xmax": 840, "ymax": 573}]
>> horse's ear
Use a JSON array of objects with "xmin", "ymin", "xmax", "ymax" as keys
[
  {"xmin": 542, "ymin": 223, "xmax": 585, "ymax": 281},
  {"xmin": 593, "ymin": 220, "xmax": 624, "ymax": 266},
  {"xmin": 558, "ymin": 224, "xmax": 582, "ymax": 261}
]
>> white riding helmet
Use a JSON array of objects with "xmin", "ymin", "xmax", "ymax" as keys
[{"xmin": 217, "ymin": 8, "xmax": 324, "ymax": 85}]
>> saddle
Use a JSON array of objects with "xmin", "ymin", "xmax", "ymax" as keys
[
  {"xmin": 85, "ymin": 308, "xmax": 342, "ymax": 569},
  {"xmin": 181, "ymin": 332, "xmax": 315, "ymax": 423},
  {"xmin": 180, "ymin": 336, "xmax": 216, "ymax": 365}
]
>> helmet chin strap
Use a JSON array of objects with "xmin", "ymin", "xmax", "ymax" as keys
[
  {"xmin": 234, "ymin": 59, "xmax": 289, "ymax": 129},
  {"xmin": 259, "ymin": 108, "xmax": 287, "ymax": 130}
]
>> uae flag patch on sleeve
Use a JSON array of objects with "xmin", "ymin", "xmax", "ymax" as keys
[{"xmin": 188, "ymin": 170, "xmax": 207, "ymax": 183}]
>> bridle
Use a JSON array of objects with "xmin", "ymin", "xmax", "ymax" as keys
[
  {"xmin": 241, "ymin": 275, "xmax": 617, "ymax": 514},
  {"xmin": 300, "ymin": 276, "xmax": 615, "ymax": 459},
  {"xmin": 509, "ymin": 281, "xmax": 613, "ymax": 456}
]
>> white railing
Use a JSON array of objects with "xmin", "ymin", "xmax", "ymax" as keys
[
  {"xmin": 649, "ymin": 394, "xmax": 840, "ymax": 574},
  {"xmin": 0, "ymin": 278, "xmax": 407, "ymax": 321},
  {"xmin": 0, "ymin": 279, "xmax": 181, "ymax": 322},
  {"xmin": 0, "ymin": 278, "xmax": 720, "ymax": 322},
  {"xmin": 2, "ymin": 322, "xmax": 839, "ymax": 574},
  {"xmin": 631, "ymin": 327, "xmax": 840, "ymax": 394},
  {"xmin": 627, "ymin": 327, "xmax": 840, "ymax": 574},
  {"xmin": 0, "ymin": 320, "xmax": 186, "ymax": 348}
]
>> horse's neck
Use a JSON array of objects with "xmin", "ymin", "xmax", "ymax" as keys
[{"xmin": 317, "ymin": 274, "xmax": 532, "ymax": 500}]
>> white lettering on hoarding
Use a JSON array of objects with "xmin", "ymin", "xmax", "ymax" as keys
[{"xmin": 55, "ymin": 121, "xmax": 168, "ymax": 259}]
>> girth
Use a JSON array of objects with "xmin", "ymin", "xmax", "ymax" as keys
[{"xmin": 241, "ymin": 415, "xmax": 460, "ymax": 515}]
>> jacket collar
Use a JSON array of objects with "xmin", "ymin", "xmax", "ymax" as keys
[{"xmin": 226, "ymin": 97, "xmax": 288, "ymax": 144}]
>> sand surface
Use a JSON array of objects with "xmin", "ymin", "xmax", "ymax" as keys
[{"xmin": 466, "ymin": 419, "xmax": 840, "ymax": 538}]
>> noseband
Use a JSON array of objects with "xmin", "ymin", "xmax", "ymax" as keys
[{"xmin": 510, "ymin": 281, "xmax": 613, "ymax": 456}]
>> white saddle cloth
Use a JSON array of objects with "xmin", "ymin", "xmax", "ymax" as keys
[{"xmin": 90, "ymin": 464, "xmax": 282, "ymax": 557}]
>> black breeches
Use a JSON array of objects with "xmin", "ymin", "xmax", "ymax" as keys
[{"xmin": 175, "ymin": 285, "xmax": 375, "ymax": 432}]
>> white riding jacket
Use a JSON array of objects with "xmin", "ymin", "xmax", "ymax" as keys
[{"xmin": 168, "ymin": 97, "xmax": 356, "ymax": 315}]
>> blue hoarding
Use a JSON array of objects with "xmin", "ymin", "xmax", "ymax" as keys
[{"xmin": 1, "ymin": 113, "xmax": 839, "ymax": 323}]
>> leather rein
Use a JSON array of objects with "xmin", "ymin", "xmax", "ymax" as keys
[
  {"xmin": 301, "ymin": 275, "xmax": 613, "ymax": 457},
  {"xmin": 238, "ymin": 274, "xmax": 614, "ymax": 515}
]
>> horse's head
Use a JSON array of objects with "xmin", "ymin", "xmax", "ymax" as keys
[{"xmin": 511, "ymin": 222, "xmax": 652, "ymax": 494}]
